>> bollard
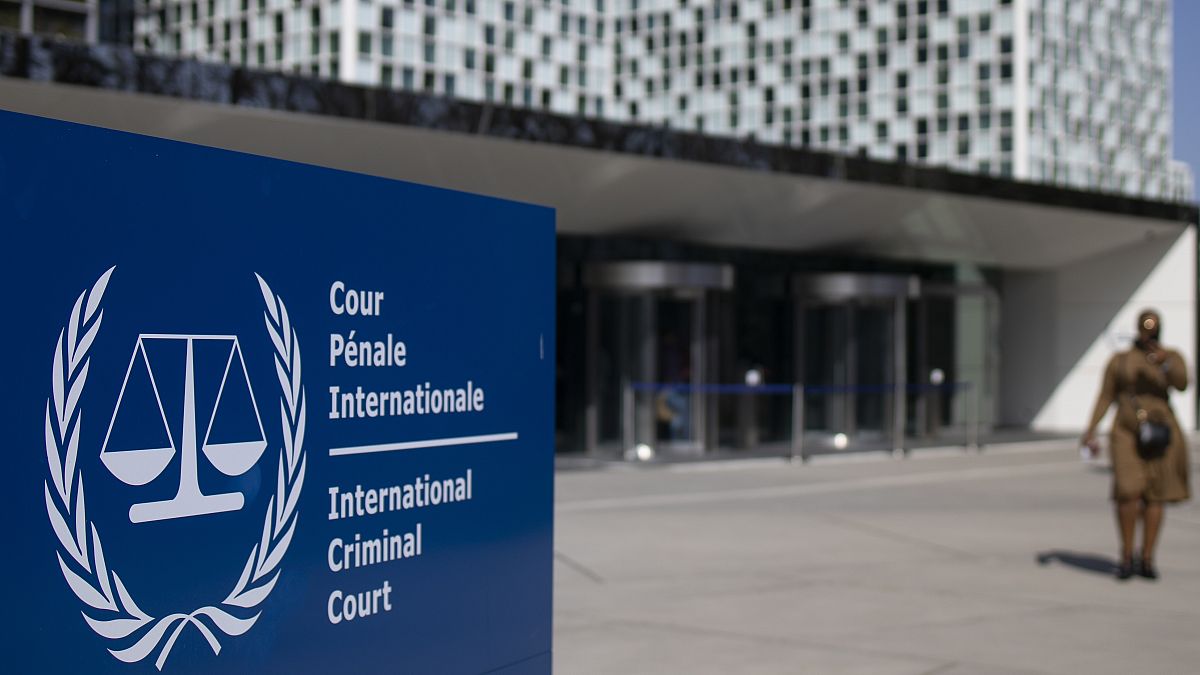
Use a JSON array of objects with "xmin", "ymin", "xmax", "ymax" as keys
[
  {"xmin": 790, "ymin": 384, "xmax": 805, "ymax": 462},
  {"xmin": 622, "ymin": 379, "xmax": 634, "ymax": 455},
  {"xmin": 968, "ymin": 383, "xmax": 982, "ymax": 452}
]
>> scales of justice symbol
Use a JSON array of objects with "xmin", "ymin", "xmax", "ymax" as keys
[{"xmin": 101, "ymin": 334, "xmax": 269, "ymax": 523}]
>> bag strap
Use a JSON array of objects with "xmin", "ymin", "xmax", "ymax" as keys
[{"xmin": 1124, "ymin": 350, "xmax": 1148, "ymax": 422}]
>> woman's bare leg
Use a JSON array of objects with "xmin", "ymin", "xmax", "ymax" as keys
[
  {"xmin": 1142, "ymin": 501, "xmax": 1164, "ymax": 563},
  {"xmin": 1117, "ymin": 499, "xmax": 1139, "ymax": 563}
]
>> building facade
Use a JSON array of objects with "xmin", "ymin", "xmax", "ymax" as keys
[
  {"xmin": 129, "ymin": 0, "xmax": 1190, "ymax": 200},
  {"xmin": 2, "ymin": 33, "xmax": 1197, "ymax": 459}
]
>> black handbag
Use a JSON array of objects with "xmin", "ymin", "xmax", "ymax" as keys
[
  {"xmin": 1125, "ymin": 350, "xmax": 1172, "ymax": 460},
  {"xmin": 1133, "ymin": 398, "xmax": 1171, "ymax": 460}
]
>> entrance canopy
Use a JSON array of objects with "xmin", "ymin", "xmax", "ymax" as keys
[{"xmin": 1, "ymin": 34, "xmax": 1195, "ymax": 269}]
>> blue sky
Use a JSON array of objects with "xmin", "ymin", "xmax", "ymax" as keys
[{"xmin": 1177, "ymin": 2, "xmax": 1199, "ymax": 199}]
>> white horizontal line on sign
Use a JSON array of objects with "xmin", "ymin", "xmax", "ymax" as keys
[{"xmin": 329, "ymin": 432, "xmax": 520, "ymax": 457}]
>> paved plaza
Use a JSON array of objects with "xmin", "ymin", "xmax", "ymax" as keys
[{"xmin": 554, "ymin": 443, "xmax": 1200, "ymax": 674}]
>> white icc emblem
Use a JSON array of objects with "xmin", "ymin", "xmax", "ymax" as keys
[
  {"xmin": 43, "ymin": 269, "xmax": 307, "ymax": 670},
  {"xmin": 102, "ymin": 335, "xmax": 268, "ymax": 523}
]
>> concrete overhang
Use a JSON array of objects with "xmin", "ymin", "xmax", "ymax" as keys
[{"xmin": 1, "ymin": 33, "xmax": 1195, "ymax": 270}]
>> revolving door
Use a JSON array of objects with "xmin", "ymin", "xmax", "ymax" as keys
[
  {"xmin": 794, "ymin": 274, "xmax": 912, "ymax": 452},
  {"xmin": 792, "ymin": 273, "xmax": 996, "ymax": 454},
  {"xmin": 583, "ymin": 262, "xmax": 733, "ymax": 457}
]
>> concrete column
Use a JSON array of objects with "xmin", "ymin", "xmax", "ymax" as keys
[
  {"xmin": 87, "ymin": 0, "xmax": 99, "ymax": 43},
  {"xmin": 20, "ymin": 0, "xmax": 33, "ymax": 35},
  {"xmin": 893, "ymin": 293, "xmax": 907, "ymax": 453},
  {"xmin": 636, "ymin": 295, "xmax": 656, "ymax": 448},
  {"xmin": 584, "ymin": 293, "xmax": 598, "ymax": 454}
]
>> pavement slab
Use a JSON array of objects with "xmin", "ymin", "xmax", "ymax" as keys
[{"xmin": 553, "ymin": 444, "xmax": 1200, "ymax": 674}]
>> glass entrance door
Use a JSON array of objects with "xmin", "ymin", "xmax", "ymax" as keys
[
  {"xmin": 587, "ymin": 290, "xmax": 707, "ymax": 456},
  {"xmin": 855, "ymin": 303, "xmax": 893, "ymax": 436},
  {"xmin": 654, "ymin": 295, "xmax": 701, "ymax": 449},
  {"xmin": 798, "ymin": 299, "xmax": 897, "ymax": 445}
]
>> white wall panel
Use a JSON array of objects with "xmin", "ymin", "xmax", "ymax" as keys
[{"xmin": 1001, "ymin": 227, "xmax": 1196, "ymax": 432}]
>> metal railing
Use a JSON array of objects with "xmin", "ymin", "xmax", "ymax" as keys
[{"xmin": 622, "ymin": 380, "xmax": 980, "ymax": 461}]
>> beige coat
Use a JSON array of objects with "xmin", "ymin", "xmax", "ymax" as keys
[{"xmin": 1087, "ymin": 346, "xmax": 1190, "ymax": 502}]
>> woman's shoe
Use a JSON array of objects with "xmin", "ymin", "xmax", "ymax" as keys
[
  {"xmin": 1116, "ymin": 558, "xmax": 1135, "ymax": 580},
  {"xmin": 1138, "ymin": 557, "xmax": 1159, "ymax": 580}
]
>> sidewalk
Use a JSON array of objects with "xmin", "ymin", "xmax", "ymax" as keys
[{"xmin": 553, "ymin": 443, "xmax": 1200, "ymax": 674}]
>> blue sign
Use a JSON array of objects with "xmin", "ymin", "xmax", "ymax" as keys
[{"xmin": 0, "ymin": 110, "xmax": 555, "ymax": 673}]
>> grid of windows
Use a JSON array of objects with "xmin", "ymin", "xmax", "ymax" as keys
[
  {"xmin": 134, "ymin": 0, "xmax": 1190, "ymax": 200},
  {"xmin": 134, "ymin": 0, "xmax": 611, "ymax": 117},
  {"xmin": 134, "ymin": 0, "xmax": 338, "ymax": 78},
  {"xmin": 608, "ymin": 0, "xmax": 1020, "ymax": 178},
  {"xmin": 1027, "ymin": 0, "xmax": 1177, "ymax": 198}
]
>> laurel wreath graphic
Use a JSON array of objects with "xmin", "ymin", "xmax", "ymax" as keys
[{"xmin": 44, "ymin": 268, "xmax": 307, "ymax": 670}]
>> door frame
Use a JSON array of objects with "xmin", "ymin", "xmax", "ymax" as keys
[
  {"xmin": 793, "ymin": 273, "xmax": 915, "ymax": 453},
  {"xmin": 582, "ymin": 261, "xmax": 734, "ymax": 455}
]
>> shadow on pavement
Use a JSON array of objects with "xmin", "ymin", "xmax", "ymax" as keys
[{"xmin": 1036, "ymin": 550, "xmax": 1118, "ymax": 576}]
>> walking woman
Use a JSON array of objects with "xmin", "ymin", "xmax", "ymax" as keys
[{"xmin": 1082, "ymin": 310, "xmax": 1190, "ymax": 580}]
